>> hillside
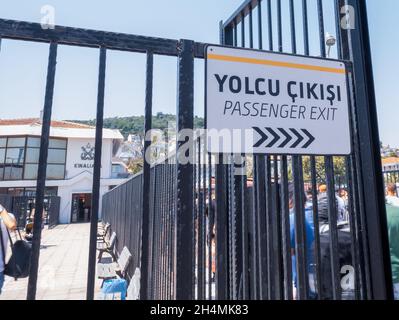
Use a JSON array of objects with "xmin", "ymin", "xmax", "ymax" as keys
[{"xmin": 71, "ymin": 113, "xmax": 204, "ymax": 138}]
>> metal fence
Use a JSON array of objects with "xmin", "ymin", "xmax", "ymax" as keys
[
  {"xmin": 101, "ymin": 0, "xmax": 391, "ymax": 301},
  {"xmin": 102, "ymin": 174, "xmax": 143, "ymax": 282},
  {"xmin": 213, "ymin": 0, "xmax": 391, "ymax": 301},
  {"xmin": 0, "ymin": 194, "xmax": 60, "ymax": 229},
  {"xmin": 0, "ymin": 0, "xmax": 393, "ymax": 301}
]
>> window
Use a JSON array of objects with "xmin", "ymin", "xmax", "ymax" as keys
[
  {"xmin": 47, "ymin": 149, "xmax": 66, "ymax": 164},
  {"xmin": 0, "ymin": 135, "xmax": 67, "ymax": 181},
  {"xmin": 23, "ymin": 136, "xmax": 67, "ymax": 180},
  {"xmin": 46, "ymin": 164, "xmax": 65, "ymax": 180},
  {"xmin": 27, "ymin": 137, "xmax": 40, "ymax": 148},
  {"xmin": 7, "ymin": 137, "xmax": 25, "ymax": 148},
  {"xmin": 49, "ymin": 138, "xmax": 67, "ymax": 149},
  {"xmin": 4, "ymin": 147, "xmax": 24, "ymax": 180}
]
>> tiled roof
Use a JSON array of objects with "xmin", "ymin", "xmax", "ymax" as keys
[
  {"xmin": 0, "ymin": 118, "xmax": 94, "ymax": 129},
  {"xmin": 382, "ymin": 157, "xmax": 399, "ymax": 165}
]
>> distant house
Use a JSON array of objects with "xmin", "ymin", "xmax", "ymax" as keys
[{"xmin": 382, "ymin": 157, "xmax": 399, "ymax": 172}]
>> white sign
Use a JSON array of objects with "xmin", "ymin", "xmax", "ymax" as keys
[{"xmin": 205, "ymin": 45, "xmax": 351, "ymax": 155}]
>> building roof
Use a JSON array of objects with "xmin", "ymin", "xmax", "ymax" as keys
[
  {"xmin": 0, "ymin": 118, "xmax": 94, "ymax": 129},
  {"xmin": 382, "ymin": 157, "xmax": 399, "ymax": 165},
  {"xmin": 0, "ymin": 118, "xmax": 123, "ymax": 140}
]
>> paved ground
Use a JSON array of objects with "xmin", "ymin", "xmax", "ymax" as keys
[{"xmin": 0, "ymin": 223, "xmax": 102, "ymax": 300}]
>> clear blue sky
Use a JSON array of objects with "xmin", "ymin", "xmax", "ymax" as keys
[{"xmin": 0, "ymin": 0, "xmax": 397, "ymax": 146}]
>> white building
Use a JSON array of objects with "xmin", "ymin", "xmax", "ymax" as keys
[{"xmin": 0, "ymin": 118, "xmax": 129, "ymax": 224}]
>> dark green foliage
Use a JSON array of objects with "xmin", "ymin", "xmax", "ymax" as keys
[{"xmin": 70, "ymin": 112, "xmax": 204, "ymax": 138}]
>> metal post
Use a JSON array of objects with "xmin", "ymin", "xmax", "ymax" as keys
[
  {"xmin": 341, "ymin": 0, "xmax": 394, "ymax": 300},
  {"xmin": 140, "ymin": 51, "xmax": 154, "ymax": 300},
  {"xmin": 86, "ymin": 46, "xmax": 106, "ymax": 300},
  {"xmin": 27, "ymin": 42, "xmax": 58, "ymax": 300},
  {"xmin": 175, "ymin": 39, "xmax": 194, "ymax": 300}
]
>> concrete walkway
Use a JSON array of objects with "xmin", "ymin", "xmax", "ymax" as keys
[{"xmin": 0, "ymin": 223, "xmax": 102, "ymax": 300}]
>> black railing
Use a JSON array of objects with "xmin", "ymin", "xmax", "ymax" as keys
[
  {"xmin": 0, "ymin": 195, "xmax": 60, "ymax": 229},
  {"xmin": 0, "ymin": 0, "xmax": 391, "ymax": 301},
  {"xmin": 102, "ymin": 174, "xmax": 143, "ymax": 282}
]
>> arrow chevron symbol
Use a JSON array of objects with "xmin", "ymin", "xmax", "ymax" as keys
[
  {"xmin": 278, "ymin": 128, "xmax": 292, "ymax": 148},
  {"xmin": 301, "ymin": 129, "xmax": 315, "ymax": 149},
  {"xmin": 265, "ymin": 128, "xmax": 280, "ymax": 148},
  {"xmin": 253, "ymin": 127, "xmax": 268, "ymax": 148},
  {"xmin": 290, "ymin": 128, "xmax": 304, "ymax": 148},
  {"xmin": 252, "ymin": 127, "xmax": 315, "ymax": 149}
]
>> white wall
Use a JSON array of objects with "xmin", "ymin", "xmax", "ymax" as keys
[{"xmin": 65, "ymin": 138, "xmax": 113, "ymax": 179}]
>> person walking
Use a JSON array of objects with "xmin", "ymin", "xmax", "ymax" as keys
[
  {"xmin": 0, "ymin": 203, "xmax": 17, "ymax": 294},
  {"xmin": 386, "ymin": 183, "xmax": 399, "ymax": 207},
  {"xmin": 386, "ymin": 204, "xmax": 399, "ymax": 299}
]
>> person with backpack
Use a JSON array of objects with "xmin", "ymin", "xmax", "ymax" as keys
[{"xmin": 0, "ymin": 203, "xmax": 17, "ymax": 294}]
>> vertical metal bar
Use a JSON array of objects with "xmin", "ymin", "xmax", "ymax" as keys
[
  {"xmin": 302, "ymin": 0, "xmax": 309, "ymax": 56},
  {"xmin": 175, "ymin": 39, "xmax": 194, "ymax": 300},
  {"xmin": 288, "ymin": 0, "xmax": 309, "ymax": 300},
  {"xmin": 207, "ymin": 154, "xmax": 214, "ymax": 300},
  {"xmin": 257, "ymin": 0, "xmax": 263, "ymax": 50},
  {"xmin": 249, "ymin": 2, "xmax": 258, "ymax": 300},
  {"xmin": 292, "ymin": 156, "xmax": 309, "ymax": 300},
  {"xmin": 234, "ymin": 23, "xmax": 238, "ymax": 47},
  {"xmin": 139, "ymin": 52, "xmax": 154, "ymax": 300},
  {"xmin": 250, "ymin": 161, "xmax": 259, "ymax": 300},
  {"xmin": 334, "ymin": 2, "xmax": 360, "ymax": 300},
  {"xmin": 249, "ymin": 3, "xmax": 254, "ymax": 49},
  {"xmin": 343, "ymin": 0, "xmax": 394, "ymax": 300},
  {"xmin": 27, "ymin": 42, "xmax": 58, "ymax": 300},
  {"xmin": 216, "ymin": 23, "xmax": 230, "ymax": 301},
  {"xmin": 317, "ymin": 0, "xmax": 326, "ymax": 57},
  {"xmin": 256, "ymin": 156, "xmax": 268, "ymax": 300},
  {"xmin": 302, "ymin": 0, "xmax": 322, "ymax": 299},
  {"xmin": 317, "ymin": 0, "xmax": 341, "ymax": 300},
  {"xmin": 86, "ymin": 46, "xmax": 106, "ymax": 300},
  {"xmin": 273, "ymin": 157, "xmax": 283, "ymax": 300},
  {"xmin": 310, "ymin": 158, "xmax": 323, "ymax": 298},
  {"xmin": 197, "ymin": 137, "xmax": 205, "ymax": 300},
  {"xmin": 241, "ymin": 12, "xmax": 246, "ymax": 48},
  {"xmin": 201, "ymin": 138, "xmax": 207, "ymax": 299},
  {"xmin": 325, "ymin": 157, "xmax": 342, "ymax": 299},
  {"xmin": 265, "ymin": 157, "xmax": 273, "ymax": 299},
  {"xmin": 241, "ymin": 168, "xmax": 249, "ymax": 300},
  {"xmin": 267, "ymin": 0, "xmax": 273, "ymax": 51},
  {"xmin": 215, "ymin": 155, "xmax": 229, "ymax": 300},
  {"xmin": 280, "ymin": 156, "xmax": 293, "ymax": 300},
  {"xmin": 276, "ymin": 0, "xmax": 283, "ymax": 52}
]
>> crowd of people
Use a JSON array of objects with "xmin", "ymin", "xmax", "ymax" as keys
[{"xmin": 290, "ymin": 183, "xmax": 353, "ymax": 300}]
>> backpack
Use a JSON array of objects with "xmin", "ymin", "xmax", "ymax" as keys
[
  {"xmin": 0, "ymin": 224, "xmax": 32, "ymax": 280},
  {"xmin": 319, "ymin": 229, "xmax": 353, "ymax": 300}
]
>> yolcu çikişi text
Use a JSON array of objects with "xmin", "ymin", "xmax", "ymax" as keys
[{"xmin": 214, "ymin": 74, "xmax": 344, "ymax": 121}]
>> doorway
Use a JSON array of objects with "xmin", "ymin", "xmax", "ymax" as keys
[{"xmin": 71, "ymin": 193, "xmax": 92, "ymax": 223}]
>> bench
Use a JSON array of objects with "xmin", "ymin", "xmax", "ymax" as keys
[
  {"xmin": 97, "ymin": 223, "xmax": 110, "ymax": 242},
  {"xmin": 97, "ymin": 232, "xmax": 117, "ymax": 262},
  {"xmin": 97, "ymin": 246, "xmax": 132, "ymax": 287}
]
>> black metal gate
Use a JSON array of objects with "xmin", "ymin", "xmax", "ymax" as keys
[
  {"xmin": 214, "ymin": 0, "xmax": 392, "ymax": 301},
  {"xmin": 0, "ymin": 194, "xmax": 60, "ymax": 229},
  {"xmin": 0, "ymin": 0, "xmax": 393, "ymax": 301}
]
